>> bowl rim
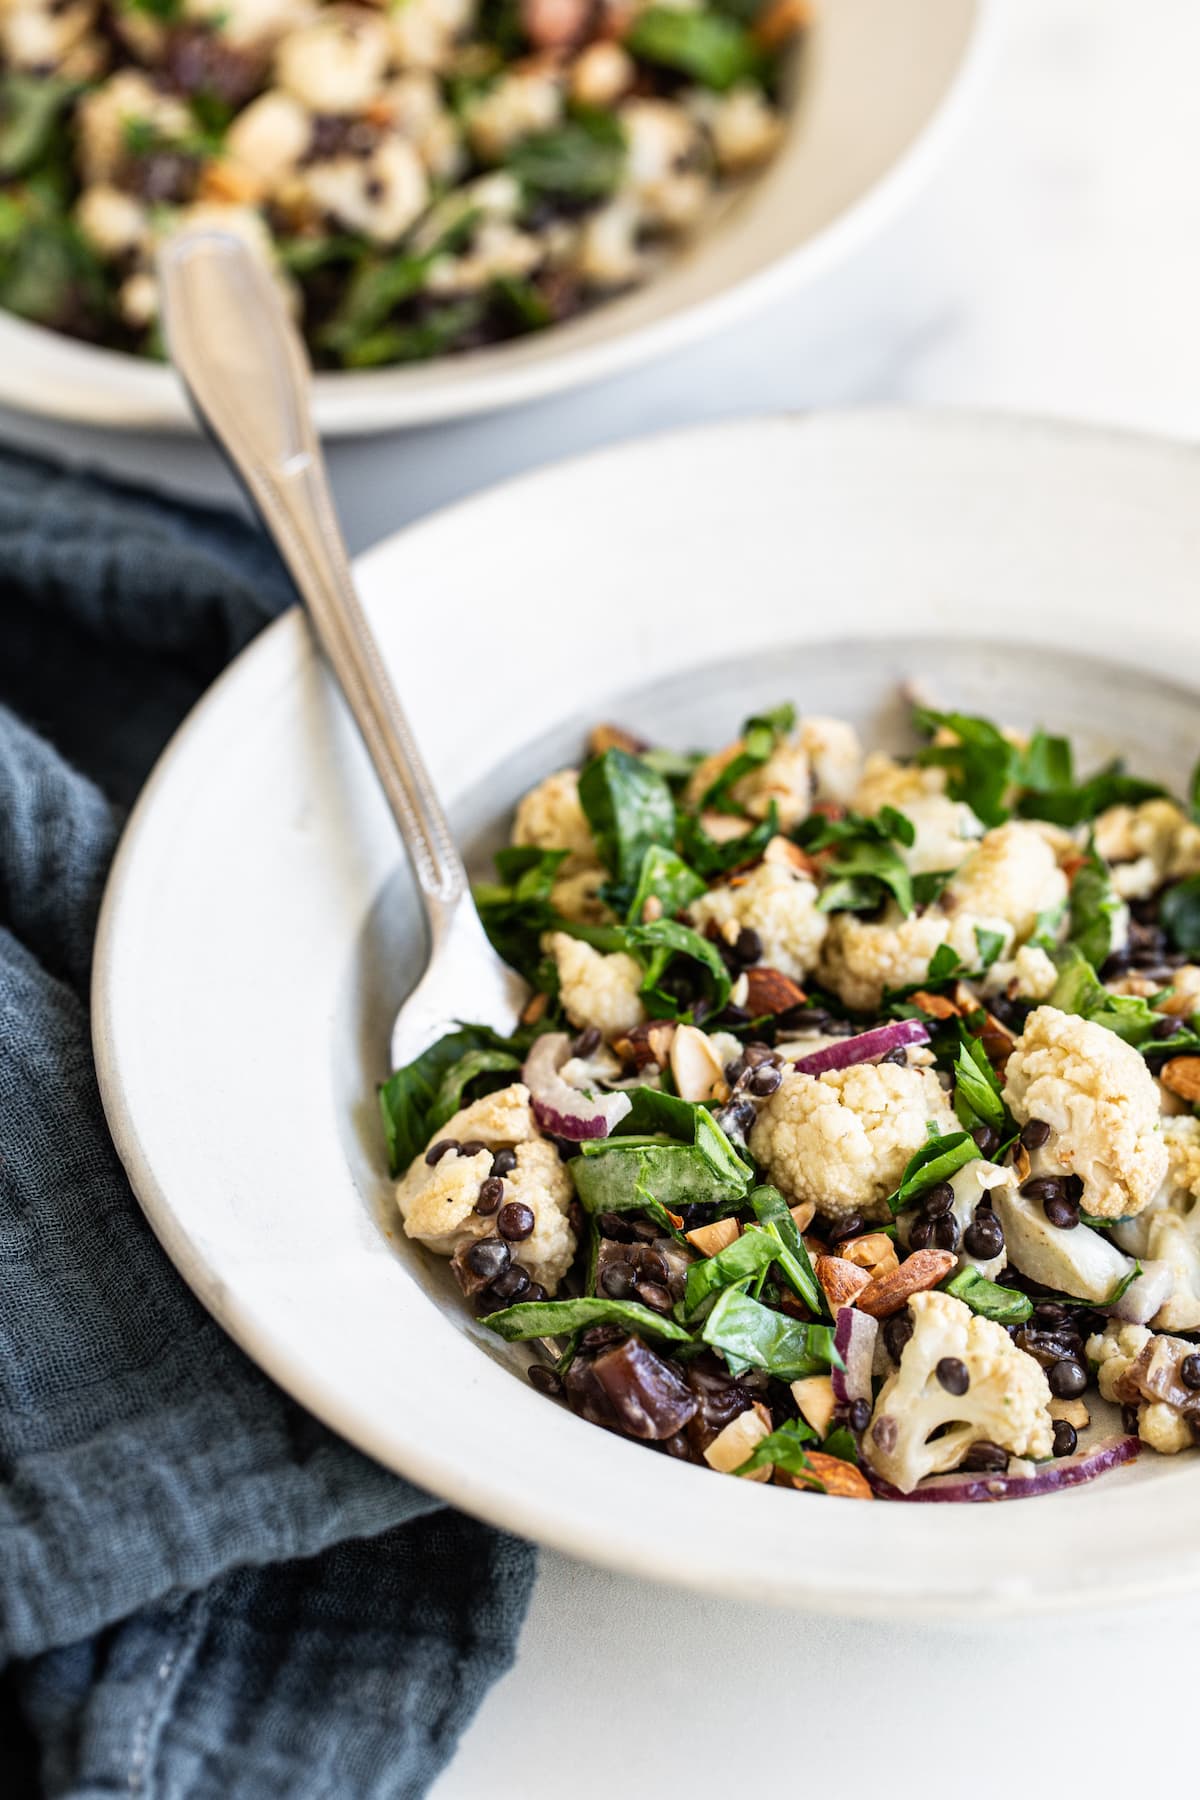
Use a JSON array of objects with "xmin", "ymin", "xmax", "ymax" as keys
[
  {"xmin": 91, "ymin": 408, "xmax": 1200, "ymax": 1617},
  {"xmin": 0, "ymin": 0, "xmax": 991, "ymax": 437}
]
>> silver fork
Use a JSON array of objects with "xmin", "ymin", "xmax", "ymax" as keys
[{"xmin": 158, "ymin": 230, "xmax": 528, "ymax": 1073}]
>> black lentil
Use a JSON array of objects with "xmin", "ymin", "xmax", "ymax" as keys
[
  {"xmin": 748, "ymin": 1064, "xmax": 783, "ymax": 1098},
  {"xmin": 529, "ymin": 1363, "xmax": 563, "ymax": 1396},
  {"xmin": 635, "ymin": 1281, "xmax": 673, "ymax": 1313},
  {"xmin": 1048, "ymin": 1357, "xmax": 1088, "ymax": 1399},
  {"xmin": 465, "ymin": 1238, "xmax": 511, "ymax": 1281},
  {"xmin": 1181, "ymin": 1353, "xmax": 1200, "ymax": 1390},
  {"xmin": 458, "ymin": 1139, "xmax": 487, "ymax": 1158},
  {"xmin": 490, "ymin": 1148, "xmax": 518, "ymax": 1178},
  {"xmin": 963, "ymin": 1213, "xmax": 1004, "ymax": 1259},
  {"xmin": 883, "ymin": 1311, "xmax": 914, "ymax": 1362},
  {"xmin": 734, "ymin": 927, "xmax": 763, "ymax": 965},
  {"xmin": 1044, "ymin": 1195, "xmax": 1080, "ymax": 1230},
  {"xmin": 425, "ymin": 1138, "xmax": 458, "ymax": 1165},
  {"xmin": 847, "ymin": 1398, "xmax": 871, "ymax": 1433},
  {"xmin": 600, "ymin": 1262, "xmax": 636, "ymax": 1299},
  {"xmin": 573, "ymin": 1025, "xmax": 601, "ymax": 1057},
  {"xmin": 960, "ymin": 1441, "xmax": 1008, "ymax": 1473},
  {"xmin": 497, "ymin": 1201, "xmax": 536, "ymax": 1241},
  {"xmin": 1020, "ymin": 1119, "xmax": 1051, "ymax": 1151},
  {"xmin": 1052, "ymin": 1419, "xmax": 1078, "ymax": 1457},
  {"xmin": 924, "ymin": 1182, "xmax": 955, "ymax": 1216},
  {"xmin": 475, "ymin": 1177, "xmax": 505, "ymax": 1216},
  {"xmin": 936, "ymin": 1356, "xmax": 970, "ymax": 1396},
  {"xmin": 490, "ymin": 1263, "xmax": 531, "ymax": 1302}
]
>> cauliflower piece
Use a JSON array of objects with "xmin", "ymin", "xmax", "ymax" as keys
[
  {"xmin": 1088, "ymin": 1319, "xmax": 1200, "ymax": 1454},
  {"xmin": 1002, "ymin": 1005, "xmax": 1167, "ymax": 1218},
  {"xmin": 388, "ymin": 0, "xmax": 476, "ymax": 72},
  {"xmin": 1110, "ymin": 1117, "xmax": 1200, "ymax": 1330},
  {"xmin": 894, "ymin": 794, "xmax": 985, "ymax": 877},
  {"xmin": 818, "ymin": 906, "xmax": 954, "ymax": 1012},
  {"xmin": 688, "ymin": 860, "xmax": 828, "ymax": 982},
  {"xmin": 983, "ymin": 943, "xmax": 1060, "ymax": 1003},
  {"xmin": 797, "ymin": 715, "xmax": 862, "ymax": 807},
  {"xmin": 298, "ymin": 135, "xmax": 428, "ymax": 243},
  {"xmin": 694, "ymin": 81, "xmax": 783, "ymax": 173},
  {"xmin": 468, "ymin": 68, "xmax": 563, "ymax": 160},
  {"xmin": 863, "ymin": 1291, "xmax": 1053, "ymax": 1493},
  {"xmin": 620, "ymin": 98, "xmax": 708, "ymax": 229},
  {"xmin": 749, "ymin": 1061, "xmax": 957, "ymax": 1224},
  {"xmin": 571, "ymin": 41, "xmax": 635, "ymax": 108},
  {"xmin": 684, "ymin": 727, "xmax": 817, "ymax": 832},
  {"xmin": 426, "ymin": 220, "xmax": 543, "ymax": 294},
  {"xmin": 1093, "ymin": 799, "xmax": 1200, "ymax": 900},
  {"xmin": 75, "ymin": 185, "xmax": 149, "ymax": 260},
  {"xmin": 76, "ymin": 70, "xmax": 193, "ymax": 181},
  {"xmin": 184, "ymin": 0, "xmax": 312, "ymax": 49},
  {"xmin": 547, "ymin": 867, "xmax": 612, "ymax": 925},
  {"xmin": 2, "ymin": 0, "xmax": 100, "ymax": 74},
  {"xmin": 853, "ymin": 753, "xmax": 948, "ymax": 815},
  {"xmin": 550, "ymin": 932, "xmax": 645, "ymax": 1039},
  {"xmin": 942, "ymin": 821, "xmax": 1068, "ymax": 942},
  {"xmin": 898, "ymin": 1159, "xmax": 1012, "ymax": 1281},
  {"xmin": 223, "ymin": 90, "xmax": 312, "ymax": 195},
  {"xmin": 512, "ymin": 768, "xmax": 597, "ymax": 876},
  {"xmin": 396, "ymin": 1084, "xmax": 575, "ymax": 1291},
  {"xmin": 574, "ymin": 196, "xmax": 644, "ymax": 286},
  {"xmin": 275, "ymin": 6, "xmax": 389, "ymax": 111},
  {"xmin": 1157, "ymin": 963, "xmax": 1200, "ymax": 1017}
]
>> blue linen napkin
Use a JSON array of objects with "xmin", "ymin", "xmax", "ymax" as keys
[{"xmin": 0, "ymin": 449, "xmax": 536, "ymax": 1797}]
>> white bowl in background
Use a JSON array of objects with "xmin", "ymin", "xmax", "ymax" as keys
[
  {"xmin": 92, "ymin": 412, "xmax": 1200, "ymax": 1616},
  {"xmin": 1, "ymin": 0, "xmax": 986, "ymax": 435}
]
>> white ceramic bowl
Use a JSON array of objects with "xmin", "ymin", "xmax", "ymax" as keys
[
  {"xmin": 92, "ymin": 412, "xmax": 1200, "ymax": 1616},
  {"xmin": 1, "ymin": 0, "xmax": 984, "ymax": 436}
]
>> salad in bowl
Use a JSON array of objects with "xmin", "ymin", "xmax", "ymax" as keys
[{"xmin": 383, "ymin": 699, "xmax": 1200, "ymax": 1502}]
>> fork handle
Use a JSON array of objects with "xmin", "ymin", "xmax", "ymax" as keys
[{"xmin": 158, "ymin": 229, "xmax": 469, "ymax": 914}]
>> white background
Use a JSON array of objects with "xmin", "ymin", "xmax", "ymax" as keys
[{"xmin": 9, "ymin": 2, "xmax": 1200, "ymax": 1793}]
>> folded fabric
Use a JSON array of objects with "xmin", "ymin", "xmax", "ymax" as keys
[{"xmin": 0, "ymin": 449, "xmax": 535, "ymax": 1798}]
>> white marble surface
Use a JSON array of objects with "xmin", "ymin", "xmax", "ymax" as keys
[{"xmin": 10, "ymin": 0, "xmax": 1200, "ymax": 1791}]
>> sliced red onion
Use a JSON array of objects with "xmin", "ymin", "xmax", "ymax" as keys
[
  {"xmin": 790, "ymin": 1020, "xmax": 930, "ymax": 1078},
  {"xmin": 1111, "ymin": 1258, "xmax": 1175, "ymax": 1325},
  {"xmin": 831, "ymin": 1306, "xmax": 878, "ymax": 1408},
  {"xmin": 522, "ymin": 1032, "xmax": 632, "ymax": 1141},
  {"xmin": 867, "ymin": 1434, "xmax": 1139, "ymax": 1502}
]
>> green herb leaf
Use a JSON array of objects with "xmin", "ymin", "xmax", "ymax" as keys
[
  {"xmin": 1068, "ymin": 844, "xmax": 1126, "ymax": 969},
  {"xmin": 701, "ymin": 1287, "xmax": 841, "ymax": 1380},
  {"xmin": 506, "ymin": 109, "xmax": 625, "ymax": 200},
  {"xmin": 0, "ymin": 74, "xmax": 75, "ymax": 178},
  {"xmin": 1190, "ymin": 757, "xmax": 1200, "ymax": 824},
  {"xmin": 748, "ymin": 1185, "xmax": 823, "ymax": 1313},
  {"xmin": 887, "ymin": 1129, "xmax": 980, "ymax": 1215},
  {"xmin": 733, "ymin": 1418, "xmax": 822, "ymax": 1481},
  {"xmin": 943, "ymin": 1264, "xmax": 1033, "ymax": 1324},
  {"xmin": 625, "ymin": 843, "xmax": 706, "ymax": 926},
  {"xmin": 927, "ymin": 943, "xmax": 962, "ymax": 982},
  {"xmin": 573, "ymin": 1090, "xmax": 751, "ymax": 1220},
  {"xmin": 625, "ymin": 5, "xmax": 763, "ymax": 89},
  {"xmin": 676, "ymin": 804, "xmax": 779, "ymax": 879},
  {"xmin": 912, "ymin": 707, "xmax": 1017, "ymax": 828},
  {"xmin": 696, "ymin": 703, "xmax": 796, "ymax": 814},
  {"xmin": 379, "ymin": 1023, "xmax": 531, "ymax": 1175},
  {"xmin": 474, "ymin": 845, "xmax": 569, "ymax": 979},
  {"xmin": 1161, "ymin": 875, "xmax": 1200, "ymax": 958},
  {"xmin": 1049, "ymin": 946, "xmax": 1200, "ymax": 1052},
  {"xmin": 483, "ymin": 1296, "xmax": 694, "ymax": 1343},
  {"xmin": 578, "ymin": 748, "xmax": 676, "ymax": 894},
  {"xmin": 1019, "ymin": 765, "xmax": 1168, "ymax": 827},
  {"xmin": 974, "ymin": 926, "xmax": 1006, "ymax": 970},
  {"xmin": 820, "ymin": 1425, "xmax": 860, "ymax": 1465},
  {"xmin": 338, "ymin": 299, "xmax": 487, "ymax": 368},
  {"xmin": 952, "ymin": 1029, "xmax": 1006, "ymax": 1134},
  {"xmin": 913, "ymin": 869, "xmax": 955, "ymax": 908},
  {"xmin": 683, "ymin": 1226, "xmax": 779, "ymax": 1319}
]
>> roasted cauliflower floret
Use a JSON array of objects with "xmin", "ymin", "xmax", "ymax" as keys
[
  {"xmin": 942, "ymin": 821, "xmax": 1068, "ymax": 942},
  {"xmin": 1093, "ymin": 799, "xmax": 1200, "ymax": 900},
  {"xmin": 684, "ymin": 728, "xmax": 818, "ymax": 831},
  {"xmin": 550, "ymin": 932, "xmax": 645, "ymax": 1039},
  {"xmin": 796, "ymin": 715, "xmax": 862, "ymax": 806},
  {"xmin": 864, "ymin": 1291, "xmax": 1054, "ymax": 1493},
  {"xmin": 511, "ymin": 768, "xmax": 597, "ymax": 876},
  {"xmin": 983, "ymin": 943, "xmax": 1060, "ymax": 1003},
  {"xmin": 1002, "ymin": 1005, "xmax": 1167, "ymax": 1219},
  {"xmin": 818, "ymin": 907, "xmax": 962, "ymax": 1012},
  {"xmin": 853, "ymin": 753, "xmax": 983, "ymax": 876},
  {"xmin": 396, "ymin": 1084, "xmax": 576, "ymax": 1291},
  {"xmin": 749, "ymin": 1061, "xmax": 957, "ymax": 1224},
  {"xmin": 1111, "ymin": 1117, "xmax": 1200, "ymax": 1330},
  {"xmin": 688, "ymin": 860, "xmax": 828, "ymax": 982},
  {"xmin": 1088, "ymin": 1320, "xmax": 1200, "ymax": 1454}
]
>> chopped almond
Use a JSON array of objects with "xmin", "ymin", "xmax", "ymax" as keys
[
  {"xmin": 753, "ymin": 0, "xmax": 811, "ymax": 50},
  {"xmin": 1049, "ymin": 1397, "xmax": 1090, "ymax": 1430},
  {"xmin": 789, "ymin": 1201, "xmax": 816, "ymax": 1233},
  {"xmin": 911, "ymin": 989, "xmax": 960, "ymax": 1021},
  {"xmin": 670, "ymin": 1023, "xmax": 728, "ymax": 1104},
  {"xmin": 520, "ymin": 990, "xmax": 549, "ymax": 1027},
  {"xmin": 815, "ymin": 1255, "xmax": 872, "ymax": 1310},
  {"xmin": 704, "ymin": 1401, "xmax": 773, "ymax": 1479},
  {"xmin": 198, "ymin": 160, "xmax": 263, "ymax": 205},
  {"xmin": 1013, "ymin": 1142, "xmax": 1032, "ymax": 1185},
  {"xmin": 640, "ymin": 894, "xmax": 664, "ymax": 922},
  {"xmin": 1161, "ymin": 1056, "xmax": 1200, "ymax": 1103},
  {"xmin": 790, "ymin": 1374, "xmax": 836, "ymax": 1437},
  {"xmin": 612, "ymin": 1019, "xmax": 676, "ymax": 1069},
  {"xmin": 699, "ymin": 808, "xmax": 755, "ymax": 845},
  {"xmin": 685, "ymin": 1216, "xmax": 740, "ymax": 1257},
  {"xmin": 836, "ymin": 1232, "xmax": 900, "ymax": 1281},
  {"xmin": 743, "ymin": 966, "xmax": 807, "ymax": 1016},
  {"xmin": 763, "ymin": 835, "xmax": 819, "ymax": 877},
  {"xmin": 856, "ymin": 1249, "xmax": 957, "ymax": 1319},
  {"xmin": 978, "ymin": 1012, "xmax": 1016, "ymax": 1069},
  {"xmin": 776, "ymin": 1451, "xmax": 874, "ymax": 1499},
  {"xmin": 588, "ymin": 722, "xmax": 647, "ymax": 757}
]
